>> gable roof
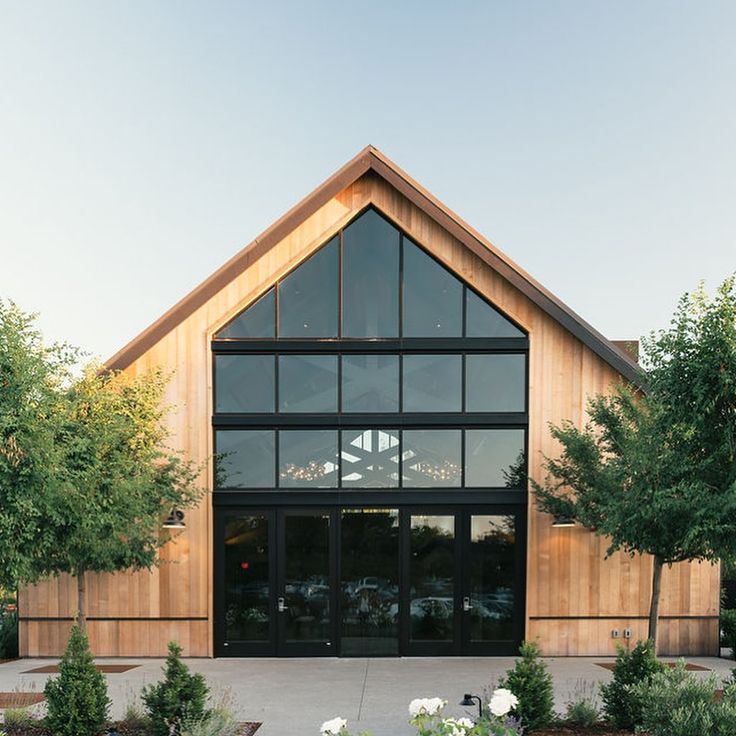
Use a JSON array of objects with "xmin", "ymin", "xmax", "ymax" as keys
[{"xmin": 106, "ymin": 145, "xmax": 641, "ymax": 383}]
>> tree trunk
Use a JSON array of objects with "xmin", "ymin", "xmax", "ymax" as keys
[
  {"xmin": 77, "ymin": 571, "xmax": 86, "ymax": 632},
  {"xmin": 648, "ymin": 555, "xmax": 664, "ymax": 648}
]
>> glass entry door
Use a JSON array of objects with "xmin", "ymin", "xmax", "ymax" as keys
[
  {"xmin": 276, "ymin": 509, "xmax": 337, "ymax": 655},
  {"xmin": 402, "ymin": 509, "xmax": 522, "ymax": 656}
]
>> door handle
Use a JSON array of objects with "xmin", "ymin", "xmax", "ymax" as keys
[
  {"xmin": 463, "ymin": 596, "xmax": 473, "ymax": 612},
  {"xmin": 278, "ymin": 596, "xmax": 289, "ymax": 613}
]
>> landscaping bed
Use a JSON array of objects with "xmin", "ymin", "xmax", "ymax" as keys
[{"xmin": 535, "ymin": 727, "xmax": 632, "ymax": 736}]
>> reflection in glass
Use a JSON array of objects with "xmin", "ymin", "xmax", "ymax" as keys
[
  {"xmin": 465, "ymin": 429, "xmax": 526, "ymax": 488},
  {"xmin": 468, "ymin": 515, "xmax": 516, "ymax": 642},
  {"xmin": 403, "ymin": 240, "xmax": 463, "ymax": 336},
  {"xmin": 465, "ymin": 289, "xmax": 524, "ymax": 338},
  {"xmin": 224, "ymin": 515, "xmax": 270, "ymax": 641},
  {"xmin": 341, "ymin": 429, "xmax": 400, "ymax": 488},
  {"xmin": 216, "ymin": 288, "xmax": 275, "ymax": 339},
  {"xmin": 214, "ymin": 355, "xmax": 275, "ymax": 413},
  {"xmin": 403, "ymin": 354, "xmax": 462, "ymax": 412},
  {"xmin": 340, "ymin": 509, "xmax": 399, "ymax": 655},
  {"xmin": 279, "ymin": 355, "xmax": 338, "ymax": 413},
  {"xmin": 342, "ymin": 354, "xmax": 399, "ymax": 413},
  {"xmin": 278, "ymin": 238, "xmax": 339, "ymax": 337},
  {"xmin": 465, "ymin": 354, "xmax": 526, "ymax": 412},
  {"xmin": 342, "ymin": 210, "xmax": 400, "ymax": 337},
  {"xmin": 283, "ymin": 514, "xmax": 331, "ymax": 644},
  {"xmin": 215, "ymin": 430, "xmax": 275, "ymax": 488},
  {"xmin": 402, "ymin": 430, "xmax": 462, "ymax": 487},
  {"xmin": 409, "ymin": 516, "xmax": 455, "ymax": 642},
  {"xmin": 279, "ymin": 431, "xmax": 338, "ymax": 488}
]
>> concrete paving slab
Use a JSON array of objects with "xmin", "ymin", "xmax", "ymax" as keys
[{"xmin": 0, "ymin": 656, "xmax": 732, "ymax": 736}]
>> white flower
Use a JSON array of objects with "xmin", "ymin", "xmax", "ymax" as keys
[
  {"xmin": 442, "ymin": 716, "xmax": 475, "ymax": 735},
  {"xmin": 408, "ymin": 697, "xmax": 447, "ymax": 717},
  {"xmin": 489, "ymin": 687, "xmax": 519, "ymax": 717},
  {"xmin": 320, "ymin": 716, "xmax": 347, "ymax": 735}
]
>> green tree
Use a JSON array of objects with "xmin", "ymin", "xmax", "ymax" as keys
[
  {"xmin": 0, "ymin": 301, "xmax": 74, "ymax": 592},
  {"xmin": 44, "ymin": 624, "xmax": 111, "ymax": 736},
  {"xmin": 534, "ymin": 277, "xmax": 736, "ymax": 647},
  {"xmin": 45, "ymin": 366, "xmax": 203, "ymax": 630}
]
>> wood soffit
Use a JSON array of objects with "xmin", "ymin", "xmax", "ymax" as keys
[{"xmin": 105, "ymin": 145, "xmax": 641, "ymax": 384}]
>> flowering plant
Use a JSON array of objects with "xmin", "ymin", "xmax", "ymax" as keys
[{"xmin": 319, "ymin": 688, "xmax": 522, "ymax": 736}]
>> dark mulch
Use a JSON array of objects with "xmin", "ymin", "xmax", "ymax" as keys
[
  {"xmin": 21, "ymin": 663, "xmax": 140, "ymax": 674},
  {"xmin": 0, "ymin": 692, "xmax": 45, "ymax": 707},
  {"xmin": 595, "ymin": 661, "xmax": 710, "ymax": 672},
  {"xmin": 4, "ymin": 723, "xmax": 261, "ymax": 736},
  {"xmin": 535, "ymin": 727, "xmax": 632, "ymax": 735}
]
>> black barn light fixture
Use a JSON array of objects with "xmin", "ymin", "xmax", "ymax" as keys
[
  {"xmin": 163, "ymin": 509, "xmax": 186, "ymax": 529},
  {"xmin": 459, "ymin": 693, "xmax": 483, "ymax": 719}
]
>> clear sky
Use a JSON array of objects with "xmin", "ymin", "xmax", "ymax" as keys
[{"xmin": 1, "ymin": 1, "xmax": 734, "ymax": 361}]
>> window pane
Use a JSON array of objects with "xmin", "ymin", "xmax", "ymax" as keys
[
  {"xmin": 216, "ymin": 288, "xmax": 275, "ymax": 339},
  {"xmin": 402, "ymin": 430, "xmax": 461, "ymax": 487},
  {"xmin": 224, "ymin": 515, "xmax": 270, "ymax": 641},
  {"xmin": 340, "ymin": 509, "xmax": 399, "ymax": 655},
  {"xmin": 279, "ymin": 430, "xmax": 338, "ymax": 488},
  {"xmin": 279, "ymin": 355, "xmax": 338, "ymax": 413},
  {"xmin": 343, "ymin": 210, "xmax": 399, "ymax": 337},
  {"xmin": 341, "ymin": 429, "xmax": 400, "ymax": 488},
  {"xmin": 403, "ymin": 354, "xmax": 462, "ymax": 412},
  {"xmin": 469, "ymin": 515, "xmax": 516, "ymax": 642},
  {"xmin": 215, "ymin": 430, "xmax": 275, "ymax": 488},
  {"xmin": 278, "ymin": 238, "xmax": 338, "ymax": 337},
  {"xmin": 466, "ymin": 354, "xmax": 526, "ymax": 412},
  {"xmin": 465, "ymin": 429, "xmax": 525, "ymax": 488},
  {"xmin": 214, "ymin": 355, "xmax": 275, "ymax": 413},
  {"xmin": 342, "ymin": 354, "xmax": 399, "ymax": 413},
  {"xmin": 409, "ymin": 515, "xmax": 455, "ymax": 642},
  {"xmin": 403, "ymin": 240, "xmax": 462, "ymax": 336},
  {"xmin": 465, "ymin": 289, "xmax": 524, "ymax": 338}
]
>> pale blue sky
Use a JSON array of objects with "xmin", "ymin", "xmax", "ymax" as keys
[{"xmin": 1, "ymin": 1, "xmax": 734, "ymax": 361}]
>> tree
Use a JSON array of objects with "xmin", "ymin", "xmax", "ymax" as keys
[
  {"xmin": 44, "ymin": 365, "xmax": 203, "ymax": 630},
  {"xmin": 0, "ymin": 301, "xmax": 74, "ymax": 590},
  {"xmin": 0, "ymin": 301, "xmax": 203, "ymax": 631},
  {"xmin": 533, "ymin": 277, "xmax": 736, "ymax": 647}
]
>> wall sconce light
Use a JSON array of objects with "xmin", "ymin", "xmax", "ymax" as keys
[
  {"xmin": 551, "ymin": 517, "xmax": 576, "ymax": 528},
  {"xmin": 163, "ymin": 510, "xmax": 186, "ymax": 529},
  {"xmin": 459, "ymin": 693, "xmax": 483, "ymax": 720}
]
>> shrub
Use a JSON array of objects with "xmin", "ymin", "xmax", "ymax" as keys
[
  {"xmin": 498, "ymin": 641, "xmax": 554, "ymax": 731},
  {"xmin": 181, "ymin": 706, "xmax": 241, "ymax": 736},
  {"xmin": 3, "ymin": 707, "xmax": 38, "ymax": 732},
  {"xmin": 634, "ymin": 661, "xmax": 736, "ymax": 736},
  {"xmin": 43, "ymin": 624, "xmax": 110, "ymax": 736},
  {"xmin": 722, "ymin": 608, "xmax": 736, "ymax": 659},
  {"xmin": 599, "ymin": 639, "xmax": 664, "ymax": 730},
  {"xmin": 564, "ymin": 681, "xmax": 599, "ymax": 727},
  {"xmin": 142, "ymin": 641, "xmax": 209, "ymax": 736}
]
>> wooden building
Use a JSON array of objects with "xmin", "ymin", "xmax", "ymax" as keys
[{"xmin": 19, "ymin": 147, "xmax": 719, "ymax": 658}]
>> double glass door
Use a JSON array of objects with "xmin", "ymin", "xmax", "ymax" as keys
[{"xmin": 214, "ymin": 507, "xmax": 523, "ymax": 657}]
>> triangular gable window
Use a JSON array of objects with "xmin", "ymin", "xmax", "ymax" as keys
[{"xmin": 214, "ymin": 208, "xmax": 525, "ymax": 339}]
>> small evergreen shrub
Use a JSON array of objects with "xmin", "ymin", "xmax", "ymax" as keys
[
  {"xmin": 721, "ymin": 608, "xmax": 736, "ymax": 659},
  {"xmin": 565, "ymin": 698, "xmax": 598, "ymax": 727},
  {"xmin": 142, "ymin": 641, "xmax": 209, "ymax": 736},
  {"xmin": 43, "ymin": 625, "xmax": 110, "ymax": 736},
  {"xmin": 634, "ymin": 661, "xmax": 736, "ymax": 736},
  {"xmin": 599, "ymin": 639, "xmax": 664, "ymax": 730},
  {"xmin": 3, "ymin": 707, "xmax": 37, "ymax": 732},
  {"xmin": 498, "ymin": 640, "xmax": 554, "ymax": 731}
]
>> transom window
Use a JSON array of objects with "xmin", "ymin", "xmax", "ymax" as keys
[{"xmin": 212, "ymin": 207, "xmax": 528, "ymax": 492}]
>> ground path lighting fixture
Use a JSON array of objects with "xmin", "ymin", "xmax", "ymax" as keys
[
  {"xmin": 460, "ymin": 693, "xmax": 483, "ymax": 719},
  {"xmin": 163, "ymin": 509, "xmax": 185, "ymax": 529}
]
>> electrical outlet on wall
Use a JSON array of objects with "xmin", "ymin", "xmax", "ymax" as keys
[
  {"xmin": 623, "ymin": 628, "xmax": 632, "ymax": 639},
  {"xmin": 612, "ymin": 629, "xmax": 620, "ymax": 638}
]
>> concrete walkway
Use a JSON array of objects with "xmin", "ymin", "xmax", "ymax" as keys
[{"xmin": 0, "ymin": 656, "xmax": 733, "ymax": 736}]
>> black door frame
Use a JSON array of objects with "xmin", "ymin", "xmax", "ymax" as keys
[{"xmin": 214, "ymin": 502, "xmax": 526, "ymax": 657}]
